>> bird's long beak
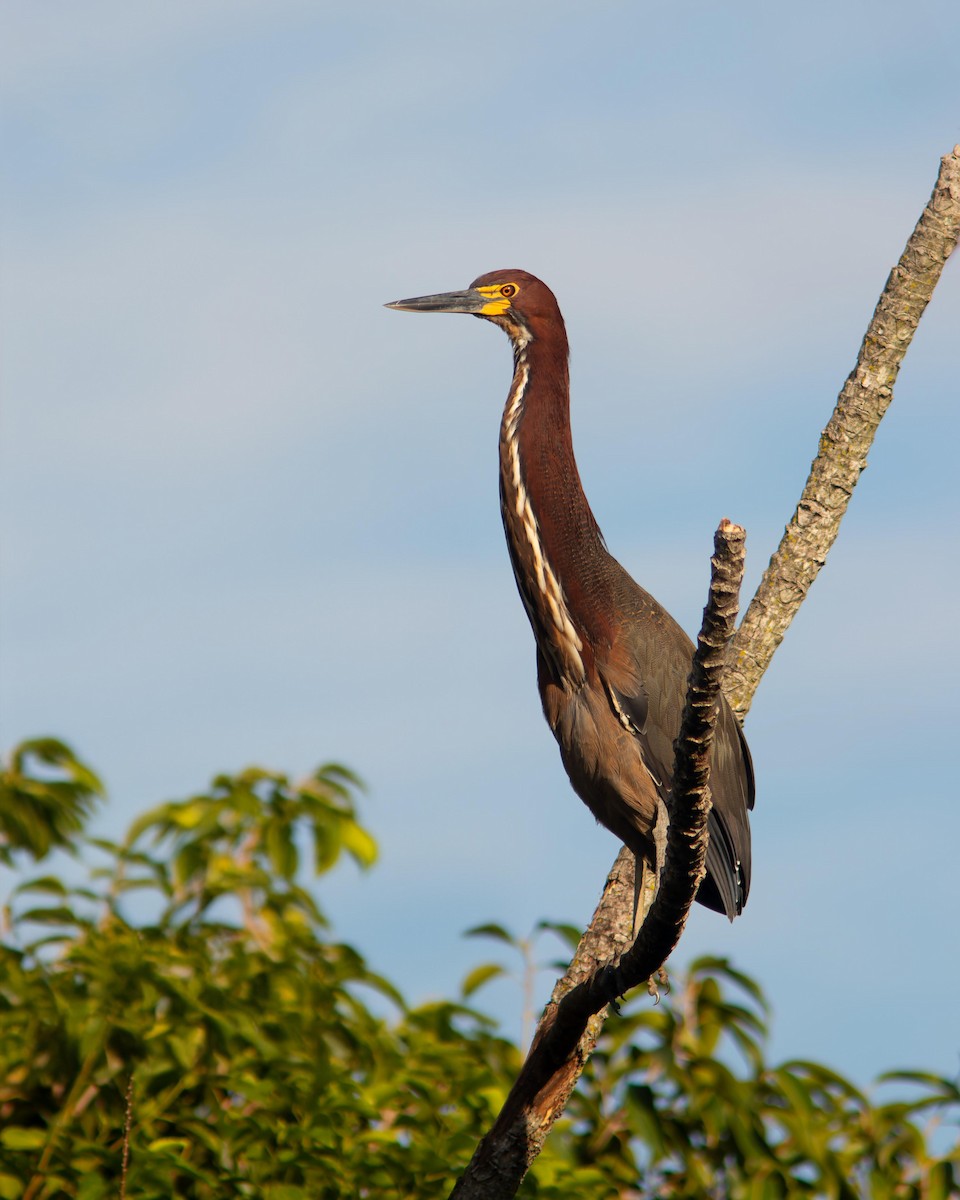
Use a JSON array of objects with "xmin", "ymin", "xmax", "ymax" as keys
[{"xmin": 384, "ymin": 288, "xmax": 488, "ymax": 315}]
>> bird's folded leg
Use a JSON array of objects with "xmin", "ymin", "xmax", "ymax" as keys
[
  {"xmin": 626, "ymin": 801, "xmax": 673, "ymax": 999},
  {"xmin": 630, "ymin": 854, "xmax": 643, "ymax": 940},
  {"xmin": 653, "ymin": 797, "xmax": 669, "ymax": 878},
  {"xmin": 630, "ymin": 802, "xmax": 669, "ymax": 940},
  {"xmin": 630, "ymin": 855, "xmax": 654, "ymax": 939}
]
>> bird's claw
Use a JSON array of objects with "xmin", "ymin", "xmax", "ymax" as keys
[{"xmin": 646, "ymin": 966, "xmax": 670, "ymax": 1004}]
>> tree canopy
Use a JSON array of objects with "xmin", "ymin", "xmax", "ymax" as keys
[{"xmin": 0, "ymin": 739, "xmax": 956, "ymax": 1198}]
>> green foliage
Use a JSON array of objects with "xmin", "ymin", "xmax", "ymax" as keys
[
  {"xmin": 0, "ymin": 739, "xmax": 103, "ymax": 865},
  {"xmin": 466, "ymin": 939, "xmax": 960, "ymax": 1199},
  {"xmin": 0, "ymin": 740, "xmax": 957, "ymax": 1198},
  {"xmin": 0, "ymin": 750, "xmax": 518, "ymax": 1198}
]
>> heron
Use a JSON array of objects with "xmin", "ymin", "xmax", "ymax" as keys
[{"xmin": 386, "ymin": 269, "xmax": 754, "ymax": 919}]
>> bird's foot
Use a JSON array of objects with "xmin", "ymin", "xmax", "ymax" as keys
[{"xmin": 646, "ymin": 967, "xmax": 670, "ymax": 1004}]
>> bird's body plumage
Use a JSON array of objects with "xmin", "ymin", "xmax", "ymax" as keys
[{"xmin": 387, "ymin": 269, "xmax": 754, "ymax": 918}]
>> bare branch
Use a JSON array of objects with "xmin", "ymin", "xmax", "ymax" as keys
[
  {"xmin": 724, "ymin": 144, "xmax": 960, "ymax": 720},
  {"xmin": 449, "ymin": 521, "xmax": 745, "ymax": 1199}
]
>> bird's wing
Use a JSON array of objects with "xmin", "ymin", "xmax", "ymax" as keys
[
  {"xmin": 604, "ymin": 667, "xmax": 752, "ymax": 917},
  {"xmin": 601, "ymin": 674, "xmax": 669, "ymax": 789},
  {"xmin": 599, "ymin": 574, "xmax": 754, "ymax": 918}
]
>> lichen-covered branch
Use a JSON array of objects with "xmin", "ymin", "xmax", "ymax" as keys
[
  {"xmin": 448, "ymin": 522, "xmax": 745, "ymax": 1200},
  {"xmin": 724, "ymin": 144, "xmax": 960, "ymax": 720}
]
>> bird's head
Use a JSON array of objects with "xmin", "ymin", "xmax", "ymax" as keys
[{"xmin": 386, "ymin": 269, "xmax": 561, "ymax": 346}]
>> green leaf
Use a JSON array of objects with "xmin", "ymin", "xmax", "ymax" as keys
[
  {"xmin": 147, "ymin": 1137, "xmax": 191, "ymax": 1154},
  {"xmin": 464, "ymin": 922, "xmax": 516, "ymax": 945},
  {"xmin": 18, "ymin": 904, "xmax": 85, "ymax": 926},
  {"xmin": 338, "ymin": 820, "xmax": 378, "ymax": 869},
  {"xmin": 878, "ymin": 1069, "xmax": 960, "ymax": 1103},
  {"xmin": 0, "ymin": 1127, "xmax": 46, "ymax": 1150},
  {"xmin": 927, "ymin": 1162, "xmax": 956, "ymax": 1200},
  {"xmin": 461, "ymin": 963, "xmax": 507, "ymax": 998},
  {"xmin": 535, "ymin": 920, "xmax": 582, "ymax": 951},
  {"xmin": 13, "ymin": 874, "xmax": 68, "ymax": 897},
  {"xmin": 266, "ymin": 817, "xmax": 298, "ymax": 879},
  {"xmin": 690, "ymin": 954, "xmax": 770, "ymax": 1015},
  {"xmin": 782, "ymin": 1058, "xmax": 868, "ymax": 1106}
]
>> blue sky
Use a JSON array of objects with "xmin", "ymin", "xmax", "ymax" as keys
[{"xmin": 2, "ymin": 2, "xmax": 958, "ymax": 1086}]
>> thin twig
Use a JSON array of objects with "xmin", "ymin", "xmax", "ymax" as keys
[{"xmin": 120, "ymin": 1075, "xmax": 134, "ymax": 1200}]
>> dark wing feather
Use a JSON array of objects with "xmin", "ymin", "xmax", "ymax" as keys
[{"xmin": 602, "ymin": 567, "xmax": 755, "ymax": 920}]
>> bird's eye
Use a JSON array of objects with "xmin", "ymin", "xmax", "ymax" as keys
[{"xmin": 500, "ymin": 284, "xmax": 517, "ymax": 298}]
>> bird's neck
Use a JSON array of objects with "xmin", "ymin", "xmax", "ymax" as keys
[{"xmin": 499, "ymin": 333, "xmax": 611, "ymax": 683}]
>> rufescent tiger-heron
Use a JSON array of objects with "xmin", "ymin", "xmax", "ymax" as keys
[{"xmin": 386, "ymin": 269, "xmax": 754, "ymax": 920}]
